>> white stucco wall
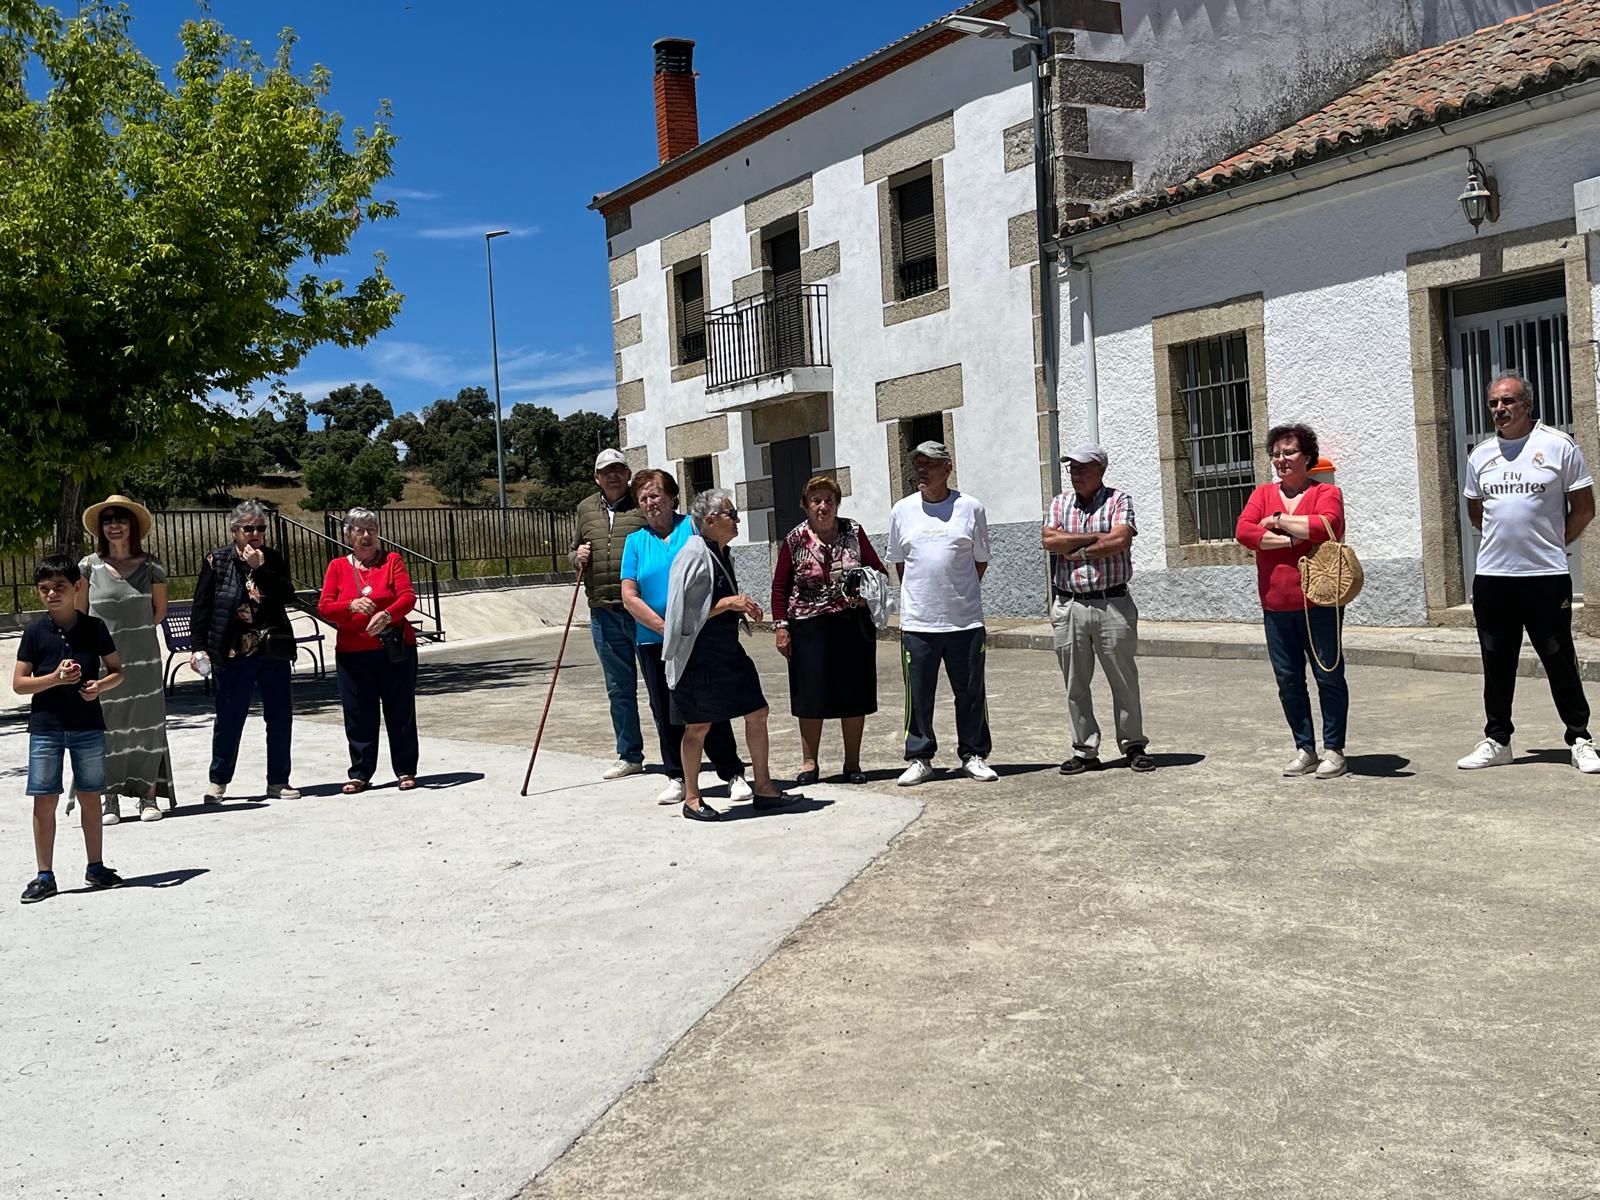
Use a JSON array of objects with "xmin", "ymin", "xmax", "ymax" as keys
[{"xmin": 1059, "ymin": 103, "xmax": 1600, "ymax": 626}]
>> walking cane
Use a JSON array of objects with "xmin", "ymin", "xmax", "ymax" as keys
[{"xmin": 520, "ymin": 561, "xmax": 587, "ymax": 795}]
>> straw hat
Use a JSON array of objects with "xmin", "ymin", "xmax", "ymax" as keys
[{"xmin": 82, "ymin": 494, "xmax": 154, "ymax": 540}]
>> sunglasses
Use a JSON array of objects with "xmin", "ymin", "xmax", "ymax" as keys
[
  {"xmin": 100, "ymin": 511, "xmax": 131, "ymax": 524},
  {"xmin": 238, "ymin": 524, "xmax": 267, "ymax": 534}
]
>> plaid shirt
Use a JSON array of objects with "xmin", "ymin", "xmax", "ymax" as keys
[{"xmin": 1048, "ymin": 486, "xmax": 1136, "ymax": 593}]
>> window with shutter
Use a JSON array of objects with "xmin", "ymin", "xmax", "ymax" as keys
[
  {"xmin": 676, "ymin": 265, "xmax": 705, "ymax": 364},
  {"xmin": 894, "ymin": 174, "xmax": 938, "ymax": 299}
]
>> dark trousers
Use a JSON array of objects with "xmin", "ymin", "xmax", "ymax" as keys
[
  {"xmin": 901, "ymin": 628, "xmax": 991, "ymax": 762},
  {"xmin": 1263, "ymin": 607, "xmax": 1348, "ymax": 752},
  {"xmin": 636, "ymin": 642, "xmax": 744, "ymax": 781},
  {"xmin": 336, "ymin": 646, "xmax": 420, "ymax": 782},
  {"xmin": 210, "ymin": 654, "xmax": 292, "ymax": 787},
  {"xmin": 1472, "ymin": 573, "xmax": 1591, "ymax": 746}
]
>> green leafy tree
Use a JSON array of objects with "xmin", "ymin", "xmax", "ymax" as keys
[
  {"xmin": 552, "ymin": 410, "xmax": 620, "ymax": 488},
  {"xmin": 252, "ymin": 393, "xmax": 310, "ymax": 473},
  {"xmin": 302, "ymin": 441, "xmax": 405, "ymax": 512},
  {"xmin": 300, "ymin": 426, "xmax": 368, "ymax": 468},
  {"xmin": 427, "ymin": 442, "xmax": 490, "ymax": 507},
  {"xmin": 312, "ymin": 382, "xmax": 393, "ymax": 439},
  {"xmin": 382, "ymin": 411, "xmax": 426, "ymax": 465},
  {"xmin": 504, "ymin": 402, "xmax": 560, "ymax": 483},
  {"xmin": 0, "ymin": 1, "xmax": 402, "ymax": 551}
]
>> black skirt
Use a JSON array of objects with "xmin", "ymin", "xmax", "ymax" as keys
[
  {"xmin": 787, "ymin": 607, "xmax": 879, "ymax": 719},
  {"xmin": 670, "ymin": 612, "xmax": 768, "ymax": 725}
]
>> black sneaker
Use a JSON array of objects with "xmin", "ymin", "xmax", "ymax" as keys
[
  {"xmin": 84, "ymin": 863, "xmax": 124, "ymax": 890},
  {"xmin": 21, "ymin": 875, "xmax": 57, "ymax": 904},
  {"xmin": 1059, "ymin": 756, "xmax": 1101, "ymax": 775}
]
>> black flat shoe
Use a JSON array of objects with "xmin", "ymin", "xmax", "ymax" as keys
[
  {"xmin": 752, "ymin": 791, "xmax": 801, "ymax": 811},
  {"xmin": 682, "ymin": 801, "xmax": 722, "ymax": 822},
  {"xmin": 794, "ymin": 768, "xmax": 820, "ymax": 786},
  {"xmin": 842, "ymin": 769, "xmax": 868, "ymax": 785}
]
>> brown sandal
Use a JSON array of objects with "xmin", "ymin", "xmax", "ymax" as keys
[
  {"xmin": 341, "ymin": 780, "xmax": 369, "ymax": 795},
  {"xmin": 397, "ymin": 776, "xmax": 417, "ymax": 791}
]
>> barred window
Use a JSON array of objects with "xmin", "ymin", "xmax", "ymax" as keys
[
  {"xmin": 892, "ymin": 172, "xmax": 938, "ymax": 300},
  {"xmin": 674, "ymin": 264, "xmax": 705, "ymax": 364},
  {"xmin": 1176, "ymin": 332, "xmax": 1254, "ymax": 541}
]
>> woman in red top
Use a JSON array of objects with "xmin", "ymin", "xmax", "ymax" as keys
[
  {"xmin": 770, "ymin": 475, "xmax": 888, "ymax": 785},
  {"xmin": 318, "ymin": 508, "xmax": 419, "ymax": 793},
  {"xmin": 1235, "ymin": 424, "xmax": 1350, "ymax": 780}
]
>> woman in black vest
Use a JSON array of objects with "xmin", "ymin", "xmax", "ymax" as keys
[{"xmin": 191, "ymin": 501, "xmax": 301, "ymax": 802}]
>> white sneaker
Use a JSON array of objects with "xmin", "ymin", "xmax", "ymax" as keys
[
  {"xmin": 655, "ymin": 778, "xmax": 685, "ymax": 805},
  {"xmin": 897, "ymin": 759, "xmax": 934, "ymax": 787},
  {"xmin": 1572, "ymin": 738, "xmax": 1600, "ymax": 774},
  {"xmin": 101, "ymin": 797, "xmax": 121, "ymax": 826},
  {"xmin": 138, "ymin": 798, "xmax": 163, "ymax": 822},
  {"xmin": 203, "ymin": 782, "xmax": 225, "ymax": 805},
  {"xmin": 727, "ymin": 775, "xmax": 755, "ymax": 802},
  {"xmin": 1456, "ymin": 738, "xmax": 1512, "ymax": 770},
  {"xmin": 1283, "ymin": 748, "xmax": 1319, "ymax": 777},
  {"xmin": 962, "ymin": 756, "xmax": 999, "ymax": 782},
  {"xmin": 267, "ymin": 784, "xmax": 300, "ymax": 800},
  {"xmin": 1315, "ymin": 750, "xmax": 1348, "ymax": 780},
  {"xmin": 602, "ymin": 760, "xmax": 645, "ymax": 781}
]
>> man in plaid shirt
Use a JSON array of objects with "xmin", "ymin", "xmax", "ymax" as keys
[{"xmin": 1041, "ymin": 443, "xmax": 1154, "ymax": 774}]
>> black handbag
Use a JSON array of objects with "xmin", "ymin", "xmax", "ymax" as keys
[{"xmin": 378, "ymin": 624, "xmax": 408, "ymax": 663}]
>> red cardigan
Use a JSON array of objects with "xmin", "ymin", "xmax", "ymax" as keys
[
  {"xmin": 1235, "ymin": 482, "xmax": 1346, "ymax": 612},
  {"xmin": 318, "ymin": 552, "xmax": 418, "ymax": 652}
]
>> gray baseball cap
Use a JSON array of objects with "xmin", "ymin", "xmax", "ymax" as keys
[
  {"xmin": 1061, "ymin": 442, "xmax": 1108, "ymax": 466},
  {"xmin": 594, "ymin": 448, "xmax": 629, "ymax": 471},
  {"xmin": 911, "ymin": 440, "xmax": 951, "ymax": 461}
]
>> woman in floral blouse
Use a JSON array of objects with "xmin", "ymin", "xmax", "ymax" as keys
[{"xmin": 770, "ymin": 475, "xmax": 888, "ymax": 785}]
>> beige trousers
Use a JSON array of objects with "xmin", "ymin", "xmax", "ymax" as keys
[{"xmin": 1049, "ymin": 593, "xmax": 1146, "ymax": 758}]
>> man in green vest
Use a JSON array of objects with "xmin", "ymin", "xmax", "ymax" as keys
[{"xmin": 571, "ymin": 449, "xmax": 648, "ymax": 779}]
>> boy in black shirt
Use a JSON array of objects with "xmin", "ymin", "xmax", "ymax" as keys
[{"xmin": 14, "ymin": 556, "xmax": 126, "ymax": 903}]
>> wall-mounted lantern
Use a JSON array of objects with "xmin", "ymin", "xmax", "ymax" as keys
[{"xmin": 1459, "ymin": 154, "xmax": 1499, "ymax": 231}]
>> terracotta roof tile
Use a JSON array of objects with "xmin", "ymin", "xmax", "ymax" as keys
[{"xmin": 1065, "ymin": 0, "xmax": 1600, "ymax": 234}]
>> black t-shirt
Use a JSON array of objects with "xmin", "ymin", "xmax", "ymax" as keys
[{"xmin": 16, "ymin": 613, "xmax": 118, "ymax": 734}]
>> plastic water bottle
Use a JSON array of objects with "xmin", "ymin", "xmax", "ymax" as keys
[{"xmin": 194, "ymin": 654, "xmax": 212, "ymax": 679}]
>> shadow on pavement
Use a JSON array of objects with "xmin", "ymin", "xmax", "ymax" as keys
[
  {"xmin": 1346, "ymin": 753, "xmax": 1415, "ymax": 778},
  {"xmin": 1519, "ymin": 748, "xmax": 1570, "ymax": 765},
  {"xmin": 62, "ymin": 867, "xmax": 210, "ymax": 894},
  {"xmin": 719, "ymin": 797, "xmax": 834, "ymax": 821},
  {"xmin": 161, "ymin": 801, "xmax": 269, "ymax": 818},
  {"xmin": 1147, "ymin": 752, "xmax": 1206, "ymax": 769}
]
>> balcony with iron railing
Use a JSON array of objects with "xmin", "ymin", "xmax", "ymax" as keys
[{"xmin": 703, "ymin": 284, "xmax": 831, "ymax": 406}]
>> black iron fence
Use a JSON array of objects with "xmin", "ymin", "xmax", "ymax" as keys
[
  {"xmin": 705, "ymin": 284, "xmax": 830, "ymax": 390},
  {"xmin": 3, "ymin": 505, "xmax": 574, "ymax": 614}
]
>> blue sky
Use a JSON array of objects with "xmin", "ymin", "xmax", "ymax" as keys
[{"xmin": 112, "ymin": 0, "xmax": 955, "ymax": 421}]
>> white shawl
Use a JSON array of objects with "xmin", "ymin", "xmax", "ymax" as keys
[{"xmin": 663, "ymin": 535, "xmax": 738, "ymax": 689}]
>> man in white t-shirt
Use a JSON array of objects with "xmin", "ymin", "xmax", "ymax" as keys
[
  {"xmin": 886, "ymin": 440, "xmax": 996, "ymax": 786},
  {"xmin": 1457, "ymin": 372, "xmax": 1600, "ymax": 773}
]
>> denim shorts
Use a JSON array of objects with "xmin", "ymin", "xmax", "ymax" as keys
[{"xmin": 26, "ymin": 730, "xmax": 108, "ymax": 797}]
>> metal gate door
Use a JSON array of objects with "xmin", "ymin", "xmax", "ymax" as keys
[{"xmin": 1448, "ymin": 271, "xmax": 1574, "ymax": 589}]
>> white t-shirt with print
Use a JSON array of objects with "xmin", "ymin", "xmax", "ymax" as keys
[
  {"xmin": 887, "ymin": 489, "xmax": 990, "ymax": 632},
  {"xmin": 1465, "ymin": 422, "xmax": 1593, "ymax": 576}
]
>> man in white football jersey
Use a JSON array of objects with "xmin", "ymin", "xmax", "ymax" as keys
[{"xmin": 1457, "ymin": 372, "xmax": 1599, "ymax": 773}]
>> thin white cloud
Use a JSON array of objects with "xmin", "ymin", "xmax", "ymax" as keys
[
  {"xmin": 273, "ymin": 378, "xmax": 360, "ymax": 405},
  {"xmin": 413, "ymin": 223, "xmax": 541, "ymax": 240},
  {"xmin": 368, "ymin": 341, "xmax": 460, "ymax": 387},
  {"xmin": 504, "ymin": 365, "xmax": 616, "ymax": 394},
  {"xmin": 383, "ymin": 187, "xmax": 441, "ymax": 201},
  {"xmin": 538, "ymin": 387, "xmax": 617, "ymax": 417}
]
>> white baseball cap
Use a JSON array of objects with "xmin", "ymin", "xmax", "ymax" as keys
[{"xmin": 594, "ymin": 448, "xmax": 629, "ymax": 471}]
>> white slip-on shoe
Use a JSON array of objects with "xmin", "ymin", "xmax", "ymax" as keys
[
  {"xmin": 267, "ymin": 784, "xmax": 301, "ymax": 800},
  {"xmin": 203, "ymin": 782, "xmax": 225, "ymax": 805},
  {"xmin": 1315, "ymin": 750, "xmax": 1348, "ymax": 780},
  {"xmin": 655, "ymin": 778, "xmax": 685, "ymax": 805},
  {"xmin": 1283, "ymin": 749, "xmax": 1319, "ymax": 777},
  {"xmin": 1456, "ymin": 738, "xmax": 1512, "ymax": 770},
  {"xmin": 602, "ymin": 759, "xmax": 645, "ymax": 781},
  {"xmin": 101, "ymin": 797, "xmax": 121, "ymax": 826},
  {"xmin": 1572, "ymin": 738, "xmax": 1600, "ymax": 775},
  {"xmin": 727, "ymin": 775, "xmax": 754, "ymax": 802},
  {"xmin": 138, "ymin": 798, "xmax": 163, "ymax": 822},
  {"xmin": 962, "ymin": 756, "xmax": 999, "ymax": 782},
  {"xmin": 897, "ymin": 759, "xmax": 934, "ymax": 787}
]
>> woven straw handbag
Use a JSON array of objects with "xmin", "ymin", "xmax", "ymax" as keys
[{"xmin": 1298, "ymin": 514, "xmax": 1363, "ymax": 671}]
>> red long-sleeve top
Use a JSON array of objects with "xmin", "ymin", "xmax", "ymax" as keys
[
  {"xmin": 1235, "ymin": 482, "xmax": 1346, "ymax": 611},
  {"xmin": 770, "ymin": 519, "xmax": 887, "ymax": 624},
  {"xmin": 318, "ymin": 552, "xmax": 418, "ymax": 652}
]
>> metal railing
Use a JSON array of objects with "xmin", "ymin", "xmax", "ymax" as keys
[
  {"xmin": 273, "ymin": 512, "xmax": 444, "ymax": 642},
  {"xmin": 897, "ymin": 257, "xmax": 938, "ymax": 299},
  {"xmin": 679, "ymin": 328, "xmax": 706, "ymax": 364},
  {"xmin": 326, "ymin": 506, "xmax": 578, "ymax": 582},
  {"xmin": 705, "ymin": 284, "xmax": 830, "ymax": 391}
]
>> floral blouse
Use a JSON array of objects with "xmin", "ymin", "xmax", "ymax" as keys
[{"xmin": 770, "ymin": 517, "xmax": 886, "ymax": 625}]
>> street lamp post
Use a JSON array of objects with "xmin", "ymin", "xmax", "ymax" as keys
[
  {"xmin": 941, "ymin": 4, "xmax": 1062, "ymax": 497},
  {"xmin": 484, "ymin": 229, "xmax": 511, "ymax": 513}
]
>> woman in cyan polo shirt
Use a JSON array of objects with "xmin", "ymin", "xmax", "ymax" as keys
[{"xmin": 620, "ymin": 468, "xmax": 752, "ymax": 807}]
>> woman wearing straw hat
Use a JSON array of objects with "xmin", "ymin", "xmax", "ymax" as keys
[{"xmin": 76, "ymin": 494, "xmax": 176, "ymax": 823}]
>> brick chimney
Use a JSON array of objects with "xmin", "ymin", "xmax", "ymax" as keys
[{"xmin": 653, "ymin": 38, "xmax": 699, "ymax": 163}]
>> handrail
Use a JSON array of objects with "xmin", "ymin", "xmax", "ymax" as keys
[
  {"xmin": 270, "ymin": 512, "xmax": 446, "ymax": 642},
  {"xmin": 704, "ymin": 283, "xmax": 830, "ymax": 390}
]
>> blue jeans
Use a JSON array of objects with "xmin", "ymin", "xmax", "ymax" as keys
[
  {"xmin": 27, "ymin": 730, "xmax": 108, "ymax": 796},
  {"xmin": 210, "ymin": 654, "xmax": 293, "ymax": 787},
  {"xmin": 1263, "ymin": 607, "xmax": 1348, "ymax": 752},
  {"xmin": 591, "ymin": 607, "xmax": 644, "ymax": 764}
]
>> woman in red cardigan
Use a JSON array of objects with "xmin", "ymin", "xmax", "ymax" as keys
[
  {"xmin": 318, "ymin": 508, "xmax": 419, "ymax": 793},
  {"xmin": 1235, "ymin": 423, "xmax": 1349, "ymax": 780}
]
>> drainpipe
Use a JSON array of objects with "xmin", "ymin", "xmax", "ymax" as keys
[
  {"xmin": 1061, "ymin": 246, "xmax": 1100, "ymax": 444},
  {"xmin": 1021, "ymin": 0, "xmax": 1063, "ymax": 499}
]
